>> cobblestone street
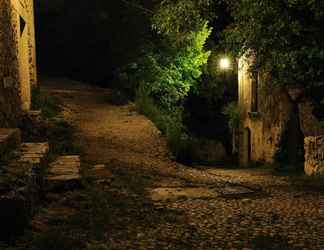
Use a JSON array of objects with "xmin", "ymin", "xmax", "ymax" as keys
[{"xmin": 25, "ymin": 79, "xmax": 324, "ymax": 250}]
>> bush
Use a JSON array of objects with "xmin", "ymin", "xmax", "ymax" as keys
[
  {"xmin": 135, "ymin": 92, "xmax": 192, "ymax": 161},
  {"xmin": 31, "ymin": 87, "xmax": 62, "ymax": 119},
  {"xmin": 222, "ymin": 102, "xmax": 239, "ymax": 132}
]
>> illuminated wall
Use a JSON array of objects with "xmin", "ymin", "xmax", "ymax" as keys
[
  {"xmin": 238, "ymin": 54, "xmax": 293, "ymax": 166},
  {"xmin": 0, "ymin": 0, "xmax": 37, "ymax": 126}
]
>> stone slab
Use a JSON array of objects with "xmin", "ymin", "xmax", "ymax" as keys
[
  {"xmin": 47, "ymin": 156, "xmax": 82, "ymax": 192},
  {"xmin": 14, "ymin": 142, "xmax": 49, "ymax": 167},
  {"xmin": 148, "ymin": 187, "xmax": 218, "ymax": 202},
  {"xmin": 21, "ymin": 142, "xmax": 49, "ymax": 154}
]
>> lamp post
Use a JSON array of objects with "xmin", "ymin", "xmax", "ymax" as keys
[
  {"xmin": 218, "ymin": 55, "xmax": 238, "ymax": 154},
  {"xmin": 219, "ymin": 57, "xmax": 231, "ymax": 71},
  {"xmin": 219, "ymin": 56, "xmax": 232, "ymax": 83}
]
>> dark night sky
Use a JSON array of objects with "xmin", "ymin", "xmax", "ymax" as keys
[{"xmin": 35, "ymin": 0, "xmax": 155, "ymax": 86}]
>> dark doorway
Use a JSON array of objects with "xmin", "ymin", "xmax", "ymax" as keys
[
  {"xmin": 286, "ymin": 104, "xmax": 304, "ymax": 169},
  {"xmin": 276, "ymin": 103, "xmax": 304, "ymax": 170},
  {"xmin": 242, "ymin": 127, "xmax": 252, "ymax": 166}
]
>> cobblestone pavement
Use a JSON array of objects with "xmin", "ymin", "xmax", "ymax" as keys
[{"xmin": 33, "ymin": 78, "xmax": 324, "ymax": 250}]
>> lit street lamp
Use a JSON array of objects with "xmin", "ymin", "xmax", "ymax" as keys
[{"xmin": 219, "ymin": 57, "xmax": 231, "ymax": 71}]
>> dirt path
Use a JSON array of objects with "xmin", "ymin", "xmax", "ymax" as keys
[{"xmin": 37, "ymin": 77, "xmax": 324, "ymax": 250}]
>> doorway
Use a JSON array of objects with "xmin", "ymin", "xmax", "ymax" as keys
[
  {"xmin": 285, "ymin": 104, "xmax": 304, "ymax": 169},
  {"xmin": 242, "ymin": 127, "xmax": 252, "ymax": 166}
]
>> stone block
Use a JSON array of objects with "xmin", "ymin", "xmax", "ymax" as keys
[
  {"xmin": 304, "ymin": 136, "xmax": 324, "ymax": 176},
  {"xmin": 47, "ymin": 155, "xmax": 82, "ymax": 192}
]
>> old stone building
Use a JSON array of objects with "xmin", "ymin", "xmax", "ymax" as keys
[
  {"xmin": 0, "ymin": 0, "xmax": 37, "ymax": 127},
  {"xmin": 238, "ymin": 54, "xmax": 323, "ymax": 174}
]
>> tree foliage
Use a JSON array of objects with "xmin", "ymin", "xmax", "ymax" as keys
[
  {"xmin": 151, "ymin": 0, "xmax": 214, "ymax": 37},
  {"xmin": 223, "ymin": 0, "xmax": 324, "ymax": 88},
  {"xmin": 135, "ymin": 22, "xmax": 212, "ymax": 110}
]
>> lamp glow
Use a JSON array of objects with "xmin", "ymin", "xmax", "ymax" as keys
[{"xmin": 219, "ymin": 57, "xmax": 231, "ymax": 70}]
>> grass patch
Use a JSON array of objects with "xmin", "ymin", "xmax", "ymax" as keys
[
  {"xmin": 46, "ymin": 120, "xmax": 83, "ymax": 158},
  {"xmin": 136, "ymin": 95, "xmax": 227, "ymax": 165},
  {"xmin": 135, "ymin": 95, "xmax": 190, "ymax": 162},
  {"xmin": 31, "ymin": 87, "xmax": 62, "ymax": 119}
]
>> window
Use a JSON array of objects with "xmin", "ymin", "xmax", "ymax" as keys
[
  {"xmin": 251, "ymin": 71, "xmax": 258, "ymax": 112},
  {"xmin": 19, "ymin": 16, "xmax": 26, "ymax": 37}
]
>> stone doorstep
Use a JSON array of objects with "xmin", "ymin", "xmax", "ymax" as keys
[
  {"xmin": 50, "ymin": 160, "xmax": 80, "ymax": 166},
  {"xmin": 58, "ymin": 156, "xmax": 80, "ymax": 160},
  {"xmin": 48, "ymin": 169, "xmax": 79, "ymax": 175},
  {"xmin": 47, "ymin": 156, "xmax": 82, "ymax": 189},
  {"xmin": 47, "ymin": 174, "xmax": 81, "ymax": 181},
  {"xmin": 14, "ymin": 143, "xmax": 49, "ymax": 166},
  {"xmin": 21, "ymin": 142, "xmax": 49, "ymax": 153},
  {"xmin": 17, "ymin": 158, "xmax": 41, "ymax": 164},
  {"xmin": 20, "ymin": 153, "xmax": 44, "ymax": 158}
]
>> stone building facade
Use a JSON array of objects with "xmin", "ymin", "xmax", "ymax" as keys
[
  {"xmin": 0, "ymin": 0, "xmax": 37, "ymax": 127},
  {"xmin": 304, "ymin": 136, "xmax": 324, "ymax": 176},
  {"xmin": 238, "ymin": 54, "xmax": 323, "ymax": 171}
]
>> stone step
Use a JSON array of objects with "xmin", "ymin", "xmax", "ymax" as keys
[
  {"xmin": 8, "ymin": 142, "xmax": 50, "ymax": 174},
  {"xmin": 47, "ymin": 155, "xmax": 82, "ymax": 192},
  {"xmin": 0, "ymin": 142, "xmax": 50, "ymax": 241},
  {"xmin": 5, "ymin": 142, "xmax": 50, "ymax": 197},
  {"xmin": 0, "ymin": 128, "xmax": 21, "ymax": 161}
]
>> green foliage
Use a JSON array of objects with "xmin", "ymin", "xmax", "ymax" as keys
[
  {"xmin": 133, "ymin": 22, "xmax": 212, "ymax": 111},
  {"xmin": 222, "ymin": 102, "xmax": 239, "ymax": 131},
  {"xmin": 151, "ymin": 0, "xmax": 214, "ymax": 38},
  {"xmin": 223, "ymin": 0, "xmax": 324, "ymax": 88},
  {"xmin": 135, "ymin": 93, "xmax": 188, "ymax": 161},
  {"xmin": 31, "ymin": 88, "xmax": 62, "ymax": 119}
]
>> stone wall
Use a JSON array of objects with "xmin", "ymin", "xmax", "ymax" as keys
[
  {"xmin": 0, "ymin": 0, "xmax": 37, "ymax": 126},
  {"xmin": 0, "ymin": 0, "xmax": 21, "ymax": 127},
  {"xmin": 238, "ymin": 54, "xmax": 322, "ymax": 167},
  {"xmin": 238, "ymin": 55, "xmax": 294, "ymax": 166},
  {"xmin": 304, "ymin": 136, "xmax": 324, "ymax": 176},
  {"xmin": 299, "ymin": 101, "xmax": 324, "ymax": 137}
]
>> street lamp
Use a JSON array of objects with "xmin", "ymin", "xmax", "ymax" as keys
[{"xmin": 219, "ymin": 57, "xmax": 231, "ymax": 71}]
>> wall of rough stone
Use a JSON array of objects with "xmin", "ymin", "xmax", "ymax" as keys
[
  {"xmin": 304, "ymin": 136, "xmax": 324, "ymax": 176},
  {"xmin": 26, "ymin": 0, "xmax": 37, "ymax": 87},
  {"xmin": 0, "ymin": 0, "xmax": 21, "ymax": 127},
  {"xmin": 238, "ymin": 55, "xmax": 293, "ymax": 166},
  {"xmin": 0, "ymin": 0, "xmax": 36, "ymax": 126},
  {"xmin": 238, "ymin": 54, "xmax": 323, "ymax": 167},
  {"xmin": 299, "ymin": 101, "xmax": 324, "ymax": 137}
]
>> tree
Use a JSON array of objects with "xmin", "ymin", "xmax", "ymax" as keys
[{"xmin": 223, "ymin": 0, "xmax": 324, "ymax": 89}]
